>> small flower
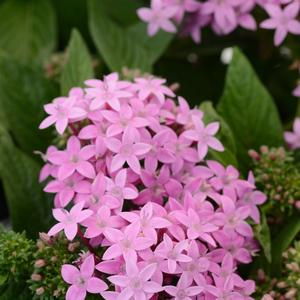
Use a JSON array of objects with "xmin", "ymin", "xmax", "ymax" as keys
[
  {"xmin": 62, "ymin": 255, "xmax": 107, "ymax": 300},
  {"xmin": 85, "ymin": 73, "xmax": 132, "ymax": 111},
  {"xmin": 48, "ymin": 136, "xmax": 96, "ymax": 180},
  {"xmin": 39, "ymin": 95, "xmax": 86, "ymax": 134},
  {"xmin": 260, "ymin": 3, "xmax": 300, "ymax": 46},
  {"xmin": 48, "ymin": 201, "xmax": 93, "ymax": 240},
  {"xmin": 107, "ymin": 259, "xmax": 163, "ymax": 300},
  {"xmin": 183, "ymin": 117, "xmax": 224, "ymax": 160},
  {"xmin": 165, "ymin": 272, "xmax": 203, "ymax": 299},
  {"xmin": 137, "ymin": 0, "xmax": 177, "ymax": 36},
  {"xmin": 105, "ymin": 127, "xmax": 151, "ymax": 174}
]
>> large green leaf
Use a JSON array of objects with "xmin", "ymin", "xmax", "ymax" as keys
[
  {"xmin": 200, "ymin": 101, "xmax": 238, "ymax": 167},
  {"xmin": 61, "ymin": 29, "xmax": 94, "ymax": 95},
  {"xmin": 254, "ymin": 211, "xmax": 272, "ymax": 263},
  {"xmin": 0, "ymin": 0, "xmax": 57, "ymax": 65},
  {"xmin": 271, "ymin": 213, "xmax": 300, "ymax": 275},
  {"xmin": 217, "ymin": 48, "xmax": 283, "ymax": 171},
  {"xmin": 88, "ymin": 0, "xmax": 173, "ymax": 72},
  {"xmin": 0, "ymin": 58, "xmax": 58, "ymax": 155},
  {"xmin": 0, "ymin": 127, "xmax": 52, "ymax": 238}
]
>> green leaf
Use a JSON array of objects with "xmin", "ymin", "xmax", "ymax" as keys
[
  {"xmin": 88, "ymin": 0, "xmax": 173, "ymax": 72},
  {"xmin": 217, "ymin": 48, "xmax": 283, "ymax": 171},
  {"xmin": 0, "ymin": 126, "xmax": 52, "ymax": 238},
  {"xmin": 0, "ymin": 0, "xmax": 57, "ymax": 65},
  {"xmin": 61, "ymin": 29, "xmax": 94, "ymax": 95},
  {"xmin": 0, "ymin": 58, "xmax": 58, "ymax": 155},
  {"xmin": 271, "ymin": 213, "xmax": 300, "ymax": 275},
  {"xmin": 0, "ymin": 274, "xmax": 8, "ymax": 286},
  {"xmin": 200, "ymin": 101, "xmax": 238, "ymax": 167},
  {"xmin": 254, "ymin": 211, "xmax": 272, "ymax": 263}
]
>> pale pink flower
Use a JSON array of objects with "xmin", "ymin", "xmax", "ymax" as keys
[
  {"xmin": 62, "ymin": 255, "xmax": 107, "ymax": 300},
  {"xmin": 183, "ymin": 116, "xmax": 224, "ymax": 160},
  {"xmin": 77, "ymin": 173, "xmax": 120, "ymax": 211},
  {"xmin": 105, "ymin": 169, "xmax": 138, "ymax": 207},
  {"xmin": 155, "ymin": 234, "xmax": 191, "ymax": 273},
  {"xmin": 165, "ymin": 273, "xmax": 203, "ymax": 299},
  {"xmin": 103, "ymin": 223, "xmax": 153, "ymax": 261},
  {"xmin": 44, "ymin": 173, "xmax": 90, "ymax": 207},
  {"xmin": 133, "ymin": 76, "xmax": 175, "ymax": 104},
  {"xmin": 83, "ymin": 205, "xmax": 124, "ymax": 239},
  {"xmin": 173, "ymin": 208, "xmax": 218, "ymax": 246},
  {"xmin": 107, "ymin": 260, "xmax": 163, "ymax": 300},
  {"xmin": 48, "ymin": 201, "xmax": 93, "ymax": 240},
  {"xmin": 105, "ymin": 128, "xmax": 151, "ymax": 174},
  {"xmin": 120, "ymin": 202, "xmax": 171, "ymax": 243},
  {"xmin": 38, "ymin": 146, "xmax": 58, "ymax": 182},
  {"xmin": 260, "ymin": 2, "xmax": 300, "ymax": 45},
  {"xmin": 85, "ymin": 73, "xmax": 132, "ymax": 111},
  {"xmin": 137, "ymin": 0, "xmax": 177, "ymax": 36},
  {"xmin": 78, "ymin": 119, "xmax": 108, "ymax": 156},
  {"xmin": 48, "ymin": 136, "xmax": 96, "ymax": 180},
  {"xmin": 39, "ymin": 96, "xmax": 86, "ymax": 134},
  {"xmin": 217, "ymin": 196, "xmax": 253, "ymax": 237},
  {"xmin": 284, "ymin": 117, "xmax": 300, "ymax": 149}
]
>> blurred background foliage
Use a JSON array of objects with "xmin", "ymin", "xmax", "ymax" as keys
[{"xmin": 0, "ymin": 0, "xmax": 298, "ymax": 238}]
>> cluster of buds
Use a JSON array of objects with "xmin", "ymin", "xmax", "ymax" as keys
[
  {"xmin": 249, "ymin": 146, "xmax": 300, "ymax": 221},
  {"xmin": 255, "ymin": 241, "xmax": 300, "ymax": 300},
  {"xmin": 28, "ymin": 233, "xmax": 84, "ymax": 300},
  {"xmin": 0, "ymin": 228, "xmax": 34, "ymax": 285},
  {"xmin": 39, "ymin": 73, "xmax": 266, "ymax": 299}
]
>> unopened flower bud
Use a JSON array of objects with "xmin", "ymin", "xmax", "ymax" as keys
[
  {"xmin": 262, "ymin": 295, "xmax": 274, "ymax": 300},
  {"xmin": 277, "ymin": 281, "xmax": 287, "ymax": 288},
  {"xmin": 295, "ymin": 201, "xmax": 300, "ymax": 209},
  {"xmin": 36, "ymin": 287, "xmax": 45, "ymax": 295},
  {"xmin": 260, "ymin": 145, "xmax": 269, "ymax": 154},
  {"xmin": 285, "ymin": 288, "xmax": 297, "ymax": 298},
  {"xmin": 34, "ymin": 259, "xmax": 46, "ymax": 268},
  {"xmin": 31, "ymin": 273, "xmax": 42, "ymax": 281},
  {"xmin": 248, "ymin": 149, "xmax": 260, "ymax": 160},
  {"xmin": 39, "ymin": 232, "xmax": 51, "ymax": 244}
]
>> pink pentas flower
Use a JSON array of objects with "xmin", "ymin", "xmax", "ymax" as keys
[
  {"xmin": 120, "ymin": 202, "xmax": 171, "ymax": 243},
  {"xmin": 77, "ymin": 172, "xmax": 120, "ymax": 211},
  {"xmin": 284, "ymin": 117, "xmax": 300, "ymax": 149},
  {"xmin": 183, "ymin": 116, "xmax": 224, "ymax": 160},
  {"xmin": 155, "ymin": 234, "xmax": 191, "ymax": 273},
  {"xmin": 106, "ymin": 259, "xmax": 163, "ymax": 300},
  {"xmin": 137, "ymin": 0, "xmax": 177, "ymax": 36},
  {"xmin": 48, "ymin": 201, "xmax": 93, "ymax": 240},
  {"xmin": 165, "ymin": 272, "xmax": 203, "ymax": 299},
  {"xmin": 103, "ymin": 223, "xmax": 153, "ymax": 261},
  {"xmin": 105, "ymin": 127, "xmax": 151, "ymax": 174},
  {"xmin": 217, "ymin": 196, "xmax": 253, "ymax": 237},
  {"xmin": 44, "ymin": 173, "xmax": 90, "ymax": 207},
  {"xmin": 102, "ymin": 104, "xmax": 149, "ymax": 138},
  {"xmin": 39, "ymin": 95, "xmax": 86, "ymax": 135},
  {"xmin": 133, "ymin": 76, "xmax": 175, "ymax": 104},
  {"xmin": 173, "ymin": 208, "xmax": 218, "ymax": 246},
  {"xmin": 62, "ymin": 255, "xmax": 107, "ymax": 300},
  {"xmin": 48, "ymin": 136, "xmax": 96, "ymax": 180},
  {"xmin": 83, "ymin": 205, "xmax": 124, "ymax": 239},
  {"xmin": 85, "ymin": 73, "xmax": 132, "ymax": 111},
  {"xmin": 105, "ymin": 169, "xmax": 138, "ymax": 207},
  {"xmin": 260, "ymin": 2, "xmax": 300, "ymax": 45},
  {"xmin": 37, "ymin": 146, "xmax": 58, "ymax": 182}
]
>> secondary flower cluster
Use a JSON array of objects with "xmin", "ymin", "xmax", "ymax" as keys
[
  {"xmin": 138, "ymin": 0, "xmax": 300, "ymax": 46},
  {"xmin": 39, "ymin": 73, "xmax": 266, "ymax": 300}
]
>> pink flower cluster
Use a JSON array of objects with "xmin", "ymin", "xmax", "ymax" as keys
[
  {"xmin": 39, "ymin": 73, "xmax": 266, "ymax": 300},
  {"xmin": 138, "ymin": 0, "xmax": 300, "ymax": 46}
]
